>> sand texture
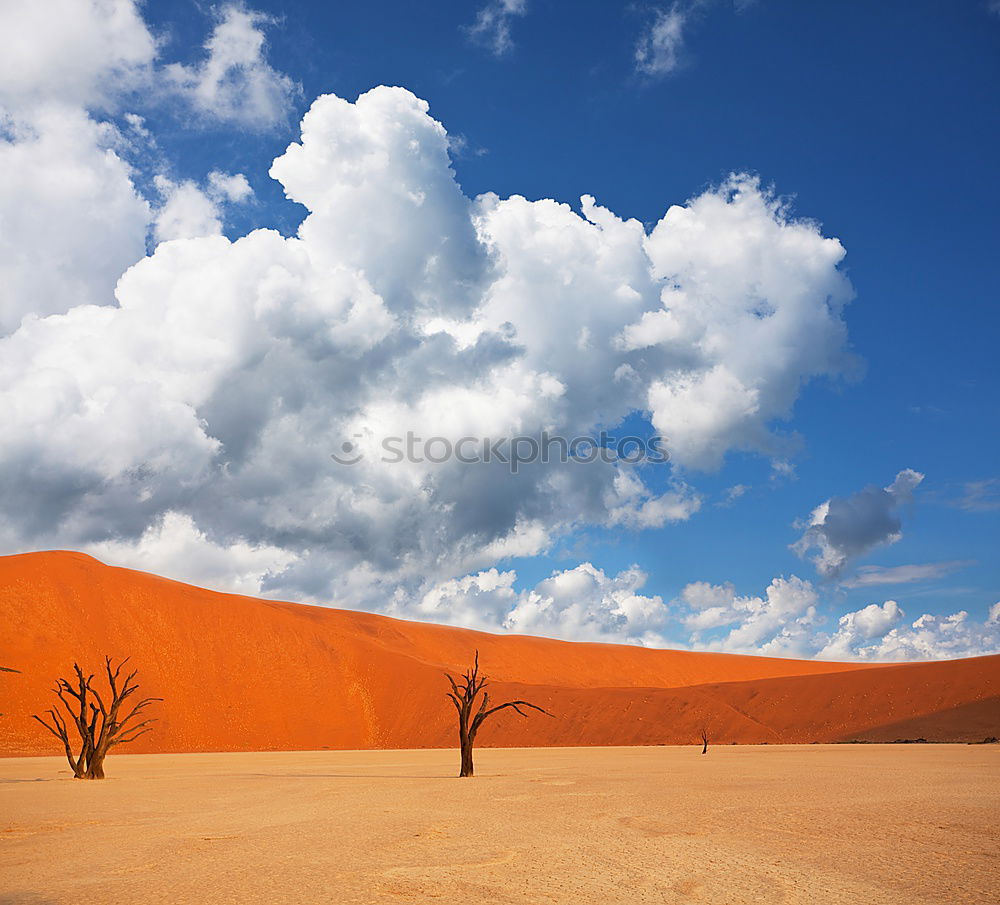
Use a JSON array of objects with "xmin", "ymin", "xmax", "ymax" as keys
[
  {"xmin": 1, "ymin": 745, "xmax": 998, "ymax": 904},
  {"xmin": 2, "ymin": 552, "xmax": 999, "ymax": 755}
]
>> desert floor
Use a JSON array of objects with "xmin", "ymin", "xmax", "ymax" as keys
[{"xmin": 1, "ymin": 745, "xmax": 997, "ymax": 904}]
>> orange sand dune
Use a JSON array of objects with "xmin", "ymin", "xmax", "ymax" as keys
[{"xmin": 1, "ymin": 551, "xmax": 997, "ymax": 755}]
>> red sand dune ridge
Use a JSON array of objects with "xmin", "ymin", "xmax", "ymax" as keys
[{"xmin": 1, "ymin": 551, "xmax": 998, "ymax": 755}]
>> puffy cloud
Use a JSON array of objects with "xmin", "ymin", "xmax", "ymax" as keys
[
  {"xmin": 605, "ymin": 471, "xmax": 702, "ymax": 528},
  {"xmin": 0, "ymin": 2, "xmax": 295, "ymax": 129},
  {"xmin": 792, "ymin": 469, "xmax": 924, "ymax": 579},
  {"xmin": 886, "ymin": 468, "xmax": 925, "ymax": 500},
  {"xmin": 635, "ymin": 5, "xmax": 688, "ymax": 76},
  {"xmin": 1, "ymin": 85, "xmax": 855, "ymax": 613},
  {"xmin": 641, "ymin": 177, "xmax": 854, "ymax": 468},
  {"xmin": 820, "ymin": 605, "xmax": 1000, "ymax": 661},
  {"xmin": 506, "ymin": 563, "xmax": 669, "ymax": 642},
  {"xmin": 405, "ymin": 563, "xmax": 669, "ymax": 645},
  {"xmin": 816, "ymin": 600, "xmax": 904, "ymax": 659},
  {"xmin": 679, "ymin": 579, "xmax": 738, "ymax": 611},
  {"xmin": 152, "ymin": 171, "xmax": 253, "ymax": 242},
  {"xmin": 0, "ymin": 0, "xmax": 156, "ymax": 113},
  {"xmin": 0, "ymin": 107, "xmax": 151, "ymax": 334},
  {"xmin": 399, "ymin": 564, "xmax": 1000, "ymax": 660},
  {"xmin": 269, "ymin": 87, "xmax": 486, "ymax": 318},
  {"xmin": 207, "ymin": 170, "xmax": 253, "ymax": 203},
  {"xmin": 676, "ymin": 579, "xmax": 1000, "ymax": 661},
  {"xmin": 0, "ymin": 2, "xmax": 292, "ymax": 336},
  {"xmin": 408, "ymin": 568, "xmax": 520, "ymax": 632},
  {"xmin": 86, "ymin": 511, "xmax": 299, "ymax": 598},
  {"xmin": 153, "ymin": 177, "xmax": 223, "ymax": 242},
  {"xmin": 164, "ymin": 5, "xmax": 299, "ymax": 129},
  {"xmin": 466, "ymin": 0, "xmax": 528, "ymax": 56},
  {"xmin": 678, "ymin": 575, "xmax": 820, "ymax": 656}
]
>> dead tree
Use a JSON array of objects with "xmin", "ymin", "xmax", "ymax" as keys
[
  {"xmin": 700, "ymin": 726, "xmax": 709, "ymax": 755},
  {"xmin": 445, "ymin": 651, "xmax": 552, "ymax": 777},
  {"xmin": 32, "ymin": 657, "xmax": 160, "ymax": 780},
  {"xmin": 33, "ymin": 663, "xmax": 98, "ymax": 778}
]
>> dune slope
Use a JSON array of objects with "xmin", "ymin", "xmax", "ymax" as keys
[{"xmin": 1, "ymin": 551, "xmax": 997, "ymax": 754}]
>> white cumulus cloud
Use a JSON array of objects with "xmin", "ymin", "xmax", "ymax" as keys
[
  {"xmin": 792, "ymin": 468, "xmax": 924, "ymax": 579},
  {"xmin": 642, "ymin": 180, "xmax": 854, "ymax": 468},
  {"xmin": 152, "ymin": 171, "xmax": 253, "ymax": 242},
  {"xmin": 679, "ymin": 575, "xmax": 821, "ymax": 656},
  {"xmin": 164, "ymin": 4, "xmax": 299, "ymax": 129},
  {"xmin": 677, "ymin": 579, "xmax": 1000, "ymax": 660},
  {"xmin": 0, "ymin": 0, "xmax": 156, "ymax": 113},
  {"xmin": 0, "ymin": 107, "xmax": 151, "ymax": 334},
  {"xmin": 0, "ymin": 2, "xmax": 295, "ymax": 336},
  {"xmin": 87, "ymin": 511, "xmax": 299, "ymax": 598},
  {"xmin": 405, "ymin": 562, "xmax": 669, "ymax": 645},
  {"xmin": 816, "ymin": 600, "xmax": 905, "ymax": 659},
  {"xmin": 1, "ymin": 80, "xmax": 856, "ymax": 615},
  {"xmin": 819, "ymin": 605, "xmax": 1000, "ymax": 661}
]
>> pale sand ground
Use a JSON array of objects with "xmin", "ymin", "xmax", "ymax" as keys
[{"xmin": 1, "ymin": 746, "xmax": 997, "ymax": 905}]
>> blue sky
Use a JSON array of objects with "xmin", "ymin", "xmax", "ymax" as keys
[{"xmin": 1, "ymin": 0, "xmax": 998, "ymax": 658}]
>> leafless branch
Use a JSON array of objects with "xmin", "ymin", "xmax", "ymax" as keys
[
  {"xmin": 445, "ymin": 650, "xmax": 553, "ymax": 777},
  {"xmin": 33, "ymin": 656, "xmax": 159, "ymax": 779}
]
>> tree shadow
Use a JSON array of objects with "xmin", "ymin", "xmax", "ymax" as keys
[
  {"xmin": 0, "ymin": 894, "xmax": 62, "ymax": 905},
  {"xmin": 238, "ymin": 772, "xmax": 453, "ymax": 780}
]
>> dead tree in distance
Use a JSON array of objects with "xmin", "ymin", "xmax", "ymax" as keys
[
  {"xmin": 32, "ymin": 657, "xmax": 160, "ymax": 780},
  {"xmin": 445, "ymin": 651, "xmax": 552, "ymax": 777},
  {"xmin": 700, "ymin": 726, "xmax": 709, "ymax": 755}
]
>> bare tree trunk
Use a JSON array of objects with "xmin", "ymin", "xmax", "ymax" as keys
[
  {"xmin": 700, "ymin": 726, "xmax": 709, "ymax": 754},
  {"xmin": 446, "ymin": 652, "xmax": 551, "ymax": 778},
  {"xmin": 460, "ymin": 734, "xmax": 474, "ymax": 777},
  {"xmin": 33, "ymin": 657, "xmax": 160, "ymax": 780}
]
